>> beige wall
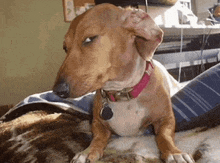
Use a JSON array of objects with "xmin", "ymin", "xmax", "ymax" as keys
[{"xmin": 0, "ymin": 0, "xmax": 69, "ymax": 105}]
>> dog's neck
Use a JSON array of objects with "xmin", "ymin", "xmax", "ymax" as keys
[
  {"xmin": 103, "ymin": 56, "xmax": 146, "ymax": 91},
  {"xmin": 101, "ymin": 58, "xmax": 154, "ymax": 102}
]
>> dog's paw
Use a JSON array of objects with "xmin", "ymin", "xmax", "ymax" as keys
[
  {"xmin": 71, "ymin": 152, "xmax": 90, "ymax": 163},
  {"xmin": 71, "ymin": 148, "xmax": 103, "ymax": 163},
  {"xmin": 166, "ymin": 153, "xmax": 195, "ymax": 163}
]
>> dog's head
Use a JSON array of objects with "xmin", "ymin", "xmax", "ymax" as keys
[{"xmin": 53, "ymin": 4, "xmax": 163, "ymax": 98}]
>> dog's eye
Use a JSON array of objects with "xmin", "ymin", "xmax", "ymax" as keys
[{"xmin": 83, "ymin": 36, "xmax": 97, "ymax": 46}]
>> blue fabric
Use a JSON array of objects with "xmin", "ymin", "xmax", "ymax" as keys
[
  {"xmin": 172, "ymin": 63, "xmax": 220, "ymax": 123},
  {"xmin": 172, "ymin": 63, "xmax": 220, "ymax": 131},
  {"xmin": 14, "ymin": 91, "xmax": 94, "ymax": 115}
]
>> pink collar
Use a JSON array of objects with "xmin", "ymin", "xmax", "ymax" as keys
[{"xmin": 101, "ymin": 60, "xmax": 154, "ymax": 102}]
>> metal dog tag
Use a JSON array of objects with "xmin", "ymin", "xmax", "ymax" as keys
[{"xmin": 100, "ymin": 103, "xmax": 113, "ymax": 121}]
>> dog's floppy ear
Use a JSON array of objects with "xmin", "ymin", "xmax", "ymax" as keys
[{"xmin": 122, "ymin": 8, "xmax": 163, "ymax": 61}]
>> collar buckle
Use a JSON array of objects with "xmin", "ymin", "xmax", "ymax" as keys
[
  {"xmin": 115, "ymin": 87, "xmax": 133, "ymax": 101},
  {"xmin": 101, "ymin": 88, "xmax": 133, "ymax": 102}
]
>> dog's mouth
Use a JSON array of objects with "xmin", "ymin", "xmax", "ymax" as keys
[
  {"xmin": 53, "ymin": 74, "xmax": 106, "ymax": 99},
  {"xmin": 53, "ymin": 83, "xmax": 92, "ymax": 99}
]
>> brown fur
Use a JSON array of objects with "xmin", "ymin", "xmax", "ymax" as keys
[{"xmin": 54, "ymin": 3, "xmax": 194, "ymax": 163}]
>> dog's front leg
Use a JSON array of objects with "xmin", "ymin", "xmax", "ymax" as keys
[
  {"xmin": 71, "ymin": 91, "xmax": 111, "ymax": 163},
  {"xmin": 89, "ymin": 119, "xmax": 112, "ymax": 162},
  {"xmin": 71, "ymin": 119, "xmax": 111, "ymax": 163},
  {"xmin": 154, "ymin": 114, "xmax": 194, "ymax": 163}
]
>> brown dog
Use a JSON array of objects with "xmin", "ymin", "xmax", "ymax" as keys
[{"xmin": 53, "ymin": 4, "xmax": 194, "ymax": 163}]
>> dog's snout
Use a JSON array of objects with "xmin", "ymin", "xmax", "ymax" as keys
[{"xmin": 53, "ymin": 80, "xmax": 70, "ymax": 98}]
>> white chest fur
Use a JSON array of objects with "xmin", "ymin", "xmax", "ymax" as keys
[{"xmin": 105, "ymin": 99, "xmax": 148, "ymax": 136}]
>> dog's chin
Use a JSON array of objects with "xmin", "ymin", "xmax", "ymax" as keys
[{"xmin": 68, "ymin": 86, "xmax": 97, "ymax": 99}]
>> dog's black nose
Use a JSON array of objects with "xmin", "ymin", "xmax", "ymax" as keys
[{"xmin": 53, "ymin": 80, "xmax": 70, "ymax": 98}]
